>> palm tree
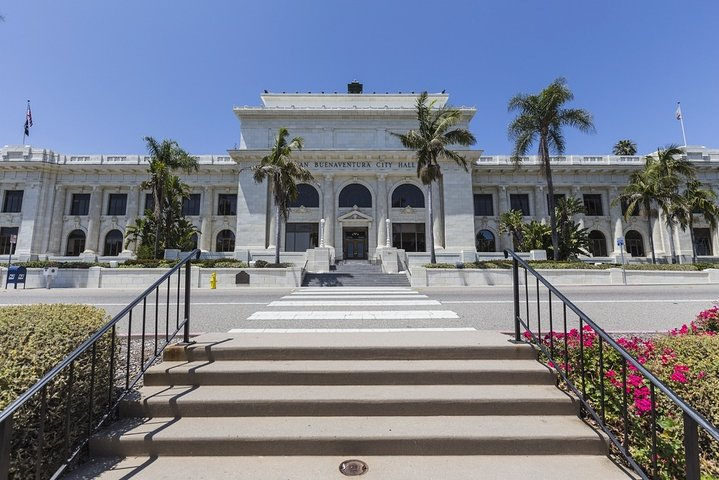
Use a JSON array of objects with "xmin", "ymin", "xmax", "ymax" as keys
[
  {"xmin": 253, "ymin": 128, "xmax": 314, "ymax": 264},
  {"xmin": 499, "ymin": 209, "xmax": 524, "ymax": 250},
  {"xmin": 670, "ymin": 180, "xmax": 719, "ymax": 264},
  {"xmin": 612, "ymin": 139, "xmax": 637, "ymax": 156},
  {"xmin": 555, "ymin": 197, "xmax": 587, "ymax": 260},
  {"xmin": 141, "ymin": 137, "xmax": 199, "ymax": 258},
  {"xmin": 614, "ymin": 165, "xmax": 663, "ymax": 263},
  {"xmin": 508, "ymin": 78, "xmax": 595, "ymax": 261},
  {"xmin": 393, "ymin": 92, "xmax": 476, "ymax": 264},
  {"xmin": 647, "ymin": 145, "xmax": 695, "ymax": 263}
]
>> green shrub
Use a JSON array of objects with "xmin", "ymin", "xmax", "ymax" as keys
[
  {"xmin": 196, "ymin": 259, "xmax": 248, "ymax": 268},
  {"xmin": 119, "ymin": 259, "xmax": 178, "ymax": 268},
  {"xmin": 0, "ymin": 305, "xmax": 113, "ymax": 479},
  {"xmin": 424, "ymin": 260, "xmax": 714, "ymax": 271},
  {"xmin": 13, "ymin": 261, "xmax": 109, "ymax": 269},
  {"xmin": 253, "ymin": 260, "xmax": 269, "ymax": 268}
]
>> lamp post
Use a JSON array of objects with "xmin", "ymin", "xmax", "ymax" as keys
[{"xmin": 385, "ymin": 219, "xmax": 391, "ymax": 248}]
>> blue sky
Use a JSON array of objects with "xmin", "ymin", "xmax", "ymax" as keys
[{"xmin": 1, "ymin": 1, "xmax": 717, "ymax": 155}]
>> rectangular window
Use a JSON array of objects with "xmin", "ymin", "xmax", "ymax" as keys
[
  {"xmin": 70, "ymin": 193, "xmax": 91, "ymax": 215},
  {"xmin": 107, "ymin": 193, "xmax": 127, "ymax": 216},
  {"xmin": 392, "ymin": 223, "xmax": 426, "ymax": 252},
  {"xmin": 693, "ymin": 228, "xmax": 712, "ymax": 256},
  {"xmin": 182, "ymin": 193, "xmax": 201, "ymax": 216},
  {"xmin": 0, "ymin": 227, "xmax": 19, "ymax": 255},
  {"xmin": 509, "ymin": 194, "xmax": 530, "ymax": 216},
  {"xmin": 144, "ymin": 193, "xmax": 154, "ymax": 214},
  {"xmin": 473, "ymin": 194, "xmax": 493, "ymax": 216},
  {"xmin": 217, "ymin": 194, "xmax": 237, "ymax": 216},
  {"xmin": 583, "ymin": 194, "xmax": 604, "ymax": 216},
  {"xmin": 285, "ymin": 223, "xmax": 318, "ymax": 252},
  {"xmin": 546, "ymin": 193, "xmax": 565, "ymax": 211},
  {"xmin": 2, "ymin": 190, "xmax": 24, "ymax": 213}
]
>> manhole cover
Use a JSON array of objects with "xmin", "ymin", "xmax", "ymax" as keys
[{"xmin": 339, "ymin": 459, "xmax": 368, "ymax": 476}]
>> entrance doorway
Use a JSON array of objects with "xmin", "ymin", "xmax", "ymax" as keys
[{"xmin": 343, "ymin": 228, "xmax": 368, "ymax": 260}]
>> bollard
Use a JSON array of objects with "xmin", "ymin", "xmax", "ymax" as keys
[{"xmin": 210, "ymin": 272, "xmax": 217, "ymax": 289}]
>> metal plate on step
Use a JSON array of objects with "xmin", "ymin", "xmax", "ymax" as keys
[{"xmin": 339, "ymin": 459, "xmax": 368, "ymax": 476}]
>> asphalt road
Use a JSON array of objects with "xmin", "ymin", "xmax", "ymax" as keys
[{"xmin": 1, "ymin": 283, "xmax": 716, "ymax": 335}]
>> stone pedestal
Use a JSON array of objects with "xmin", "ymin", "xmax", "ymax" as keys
[{"xmin": 306, "ymin": 247, "xmax": 331, "ymax": 273}]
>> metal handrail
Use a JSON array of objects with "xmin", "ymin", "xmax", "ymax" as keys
[
  {"xmin": 0, "ymin": 248, "xmax": 201, "ymax": 478},
  {"xmin": 504, "ymin": 249, "xmax": 719, "ymax": 480}
]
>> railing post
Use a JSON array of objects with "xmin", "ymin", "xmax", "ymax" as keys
[
  {"xmin": 512, "ymin": 257, "xmax": 521, "ymax": 342},
  {"xmin": 183, "ymin": 255, "xmax": 192, "ymax": 343},
  {"xmin": 683, "ymin": 412, "xmax": 700, "ymax": 480},
  {"xmin": 0, "ymin": 414, "xmax": 13, "ymax": 480}
]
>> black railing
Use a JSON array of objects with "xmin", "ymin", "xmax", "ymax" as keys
[
  {"xmin": 0, "ymin": 249, "xmax": 201, "ymax": 479},
  {"xmin": 504, "ymin": 249, "xmax": 719, "ymax": 479}
]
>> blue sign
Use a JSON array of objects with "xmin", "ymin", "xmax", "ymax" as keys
[{"xmin": 616, "ymin": 237, "xmax": 625, "ymax": 247}]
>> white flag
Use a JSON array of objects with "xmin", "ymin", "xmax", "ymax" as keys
[{"xmin": 675, "ymin": 103, "xmax": 682, "ymax": 121}]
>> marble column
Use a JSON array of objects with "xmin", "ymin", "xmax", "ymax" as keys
[
  {"xmin": 14, "ymin": 183, "xmax": 41, "ymax": 256},
  {"xmin": 48, "ymin": 185, "xmax": 66, "ymax": 254},
  {"xmin": 609, "ymin": 187, "xmax": 624, "ymax": 255},
  {"xmin": 572, "ymin": 187, "xmax": 584, "ymax": 229},
  {"xmin": 534, "ymin": 185, "xmax": 547, "ymax": 220},
  {"xmin": 200, "ymin": 187, "xmax": 213, "ymax": 251},
  {"xmin": 123, "ymin": 186, "xmax": 140, "ymax": 253},
  {"xmin": 376, "ymin": 174, "xmax": 388, "ymax": 249},
  {"xmin": 498, "ymin": 185, "xmax": 509, "ymax": 250},
  {"xmin": 322, "ymin": 174, "xmax": 335, "ymax": 249},
  {"xmin": 84, "ymin": 186, "xmax": 103, "ymax": 253}
]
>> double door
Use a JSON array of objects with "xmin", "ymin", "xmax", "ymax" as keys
[{"xmin": 343, "ymin": 228, "xmax": 368, "ymax": 260}]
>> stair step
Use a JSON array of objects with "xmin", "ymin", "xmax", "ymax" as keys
[
  {"xmin": 121, "ymin": 384, "xmax": 577, "ymax": 417},
  {"xmin": 144, "ymin": 359, "xmax": 553, "ymax": 386},
  {"xmin": 90, "ymin": 415, "xmax": 608, "ymax": 457},
  {"xmin": 162, "ymin": 331, "xmax": 536, "ymax": 361},
  {"xmin": 66, "ymin": 455, "xmax": 634, "ymax": 480}
]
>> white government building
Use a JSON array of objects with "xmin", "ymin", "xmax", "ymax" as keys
[{"xmin": 1, "ymin": 83, "xmax": 718, "ymax": 266}]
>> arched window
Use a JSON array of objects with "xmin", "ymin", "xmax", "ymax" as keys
[
  {"xmin": 476, "ymin": 229, "xmax": 496, "ymax": 252},
  {"xmin": 625, "ymin": 230, "xmax": 645, "ymax": 257},
  {"xmin": 588, "ymin": 230, "xmax": 607, "ymax": 257},
  {"xmin": 338, "ymin": 183, "xmax": 372, "ymax": 208},
  {"xmin": 216, "ymin": 230, "xmax": 235, "ymax": 252},
  {"xmin": 103, "ymin": 229, "xmax": 123, "ymax": 256},
  {"xmin": 391, "ymin": 184, "xmax": 425, "ymax": 208},
  {"xmin": 66, "ymin": 230, "xmax": 86, "ymax": 256},
  {"xmin": 289, "ymin": 184, "xmax": 319, "ymax": 208}
]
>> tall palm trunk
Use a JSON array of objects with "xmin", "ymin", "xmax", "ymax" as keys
[
  {"xmin": 688, "ymin": 218, "xmax": 697, "ymax": 264},
  {"xmin": 274, "ymin": 202, "xmax": 281, "ymax": 265},
  {"xmin": 646, "ymin": 201, "xmax": 656, "ymax": 264},
  {"xmin": 427, "ymin": 183, "xmax": 436, "ymax": 264},
  {"xmin": 541, "ymin": 138, "xmax": 560, "ymax": 260}
]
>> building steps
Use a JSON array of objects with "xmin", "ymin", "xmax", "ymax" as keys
[
  {"xmin": 70, "ymin": 331, "xmax": 633, "ymax": 479},
  {"xmin": 303, "ymin": 260, "xmax": 410, "ymax": 287}
]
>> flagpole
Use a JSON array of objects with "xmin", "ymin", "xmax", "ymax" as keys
[{"xmin": 677, "ymin": 102, "xmax": 687, "ymax": 147}]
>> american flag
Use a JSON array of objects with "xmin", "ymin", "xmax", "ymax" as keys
[
  {"xmin": 675, "ymin": 103, "xmax": 682, "ymax": 121},
  {"xmin": 24, "ymin": 101, "xmax": 33, "ymax": 136}
]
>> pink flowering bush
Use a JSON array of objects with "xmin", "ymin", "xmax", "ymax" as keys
[{"xmin": 534, "ymin": 306, "xmax": 719, "ymax": 479}]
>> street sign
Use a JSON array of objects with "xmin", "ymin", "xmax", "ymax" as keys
[
  {"xmin": 9, "ymin": 235, "xmax": 17, "ymax": 244},
  {"xmin": 616, "ymin": 237, "xmax": 625, "ymax": 247}
]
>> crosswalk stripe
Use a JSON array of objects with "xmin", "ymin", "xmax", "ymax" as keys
[
  {"xmin": 268, "ymin": 300, "xmax": 441, "ymax": 307},
  {"xmin": 297, "ymin": 287, "xmax": 414, "ymax": 293},
  {"xmin": 281, "ymin": 294, "xmax": 428, "ymax": 300},
  {"xmin": 248, "ymin": 310, "xmax": 459, "ymax": 320},
  {"xmin": 229, "ymin": 327, "xmax": 476, "ymax": 333}
]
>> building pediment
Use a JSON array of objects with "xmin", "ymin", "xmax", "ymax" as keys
[{"xmin": 337, "ymin": 206, "xmax": 373, "ymax": 223}]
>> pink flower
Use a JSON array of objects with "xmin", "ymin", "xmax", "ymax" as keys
[
  {"xmin": 634, "ymin": 397, "xmax": 653, "ymax": 413},
  {"xmin": 697, "ymin": 371, "xmax": 706, "ymax": 380},
  {"xmin": 628, "ymin": 374, "xmax": 644, "ymax": 387}
]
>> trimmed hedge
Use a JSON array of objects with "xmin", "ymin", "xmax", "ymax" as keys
[
  {"xmin": 12, "ymin": 261, "xmax": 110, "ymax": 269},
  {"xmin": 0, "ymin": 305, "xmax": 112, "ymax": 479},
  {"xmin": 252, "ymin": 260, "xmax": 293, "ymax": 268},
  {"xmin": 425, "ymin": 260, "xmax": 715, "ymax": 271}
]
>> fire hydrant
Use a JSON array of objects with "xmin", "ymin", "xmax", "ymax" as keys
[{"xmin": 210, "ymin": 272, "xmax": 217, "ymax": 289}]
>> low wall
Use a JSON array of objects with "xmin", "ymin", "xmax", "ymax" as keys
[
  {"xmin": 410, "ymin": 267, "xmax": 719, "ymax": 287},
  {"xmin": 0, "ymin": 266, "xmax": 303, "ymax": 289}
]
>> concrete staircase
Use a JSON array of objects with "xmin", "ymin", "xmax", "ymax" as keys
[
  {"xmin": 70, "ymin": 331, "xmax": 632, "ymax": 479},
  {"xmin": 302, "ymin": 260, "xmax": 410, "ymax": 287}
]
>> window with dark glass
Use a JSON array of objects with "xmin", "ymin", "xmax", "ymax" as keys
[
  {"xmin": 70, "ymin": 194, "xmax": 91, "ymax": 215},
  {"xmin": 217, "ymin": 194, "xmax": 237, "ymax": 215},
  {"xmin": 107, "ymin": 194, "xmax": 127, "ymax": 216},
  {"xmin": 392, "ymin": 223, "xmax": 426, "ymax": 252},
  {"xmin": 476, "ymin": 229, "xmax": 496, "ymax": 252},
  {"xmin": 338, "ymin": 183, "xmax": 372, "ymax": 208},
  {"xmin": 103, "ymin": 229, "xmax": 124, "ymax": 256},
  {"xmin": 285, "ymin": 223, "xmax": 319, "ymax": 252},
  {"xmin": 0, "ymin": 227, "xmax": 18, "ymax": 255},
  {"xmin": 216, "ymin": 230, "xmax": 235, "ymax": 252},
  {"xmin": 391, "ymin": 184, "xmax": 424, "ymax": 208},
  {"xmin": 588, "ymin": 230, "xmax": 607, "ymax": 257},
  {"xmin": 2, "ymin": 190, "xmax": 23, "ymax": 213},
  {"xmin": 66, "ymin": 229, "xmax": 86, "ymax": 256},
  {"xmin": 289, "ymin": 184, "xmax": 319, "ymax": 208},
  {"xmin": 625, "ymin": 230, "xmax": 644, "ymax": 257},
  {"xmin": 473, "ymin": 194, "xmax": 493, "ymax": 216},
  {"xmin": 693, "ymin": 228, "xmax": 712, "ymax": 256},
  {"xmin": 546, "ymin": 193, "xmax": 565, "ymax": 211},
  {"xmin": 182, "ymin": 193, "xmax": 201, "ymax": 216},
  {"xmin": 509, "ymin": 194, "xmax": 530, "ymax": 215},
  {"xmin": 583, "ymin": 194, "xmax": 604, "ymax": 216},
  {"xmin": 144, "ymin": 193, "xmax": 154, "ymax": 214}
]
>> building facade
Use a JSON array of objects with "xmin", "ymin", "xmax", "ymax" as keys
[{"xmin": 1, "ymin": 86, "xmax": 718, "ymax": 264}]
